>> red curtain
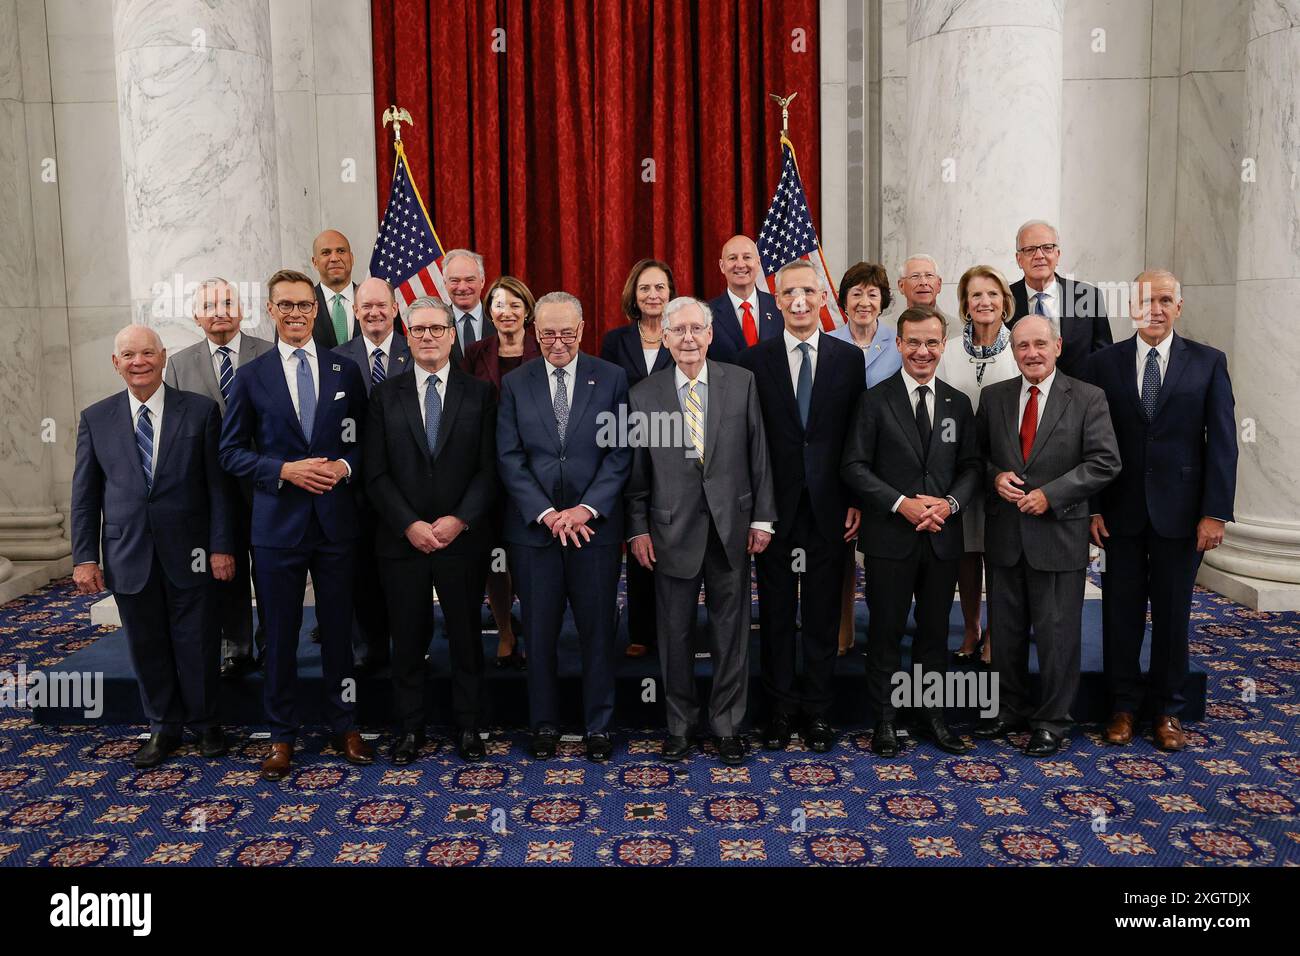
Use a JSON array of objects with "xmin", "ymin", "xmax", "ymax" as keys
[{"xmin": 372, "ymin": 0, "xmax": 821, "ymax": 349}]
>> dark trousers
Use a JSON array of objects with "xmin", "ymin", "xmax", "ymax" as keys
[
  {"xmin": 625, "ymin": 552, "xmax": 658, "ymax": 646},
  {"xmin": 864, "ymin": 544, "xmax": 958, "ymax": 721},
  {"xmin": 114, "ymin": 555, "xmax": 218, "ymax": 735},
  {"xmin": 987, "ymin": 558, "xmax": 1085, "ymax": 736},
  {"xmin": 1102, "ymin": 525, "xmax": 1201, "ymax": 717},
  {"xmin": 656, "ymin": 522, "xmax": 751, "ymax": 738},
  {"xmin": 216, "ymin": 494, "xmax": 258, "ymax": 661},
  {"xmin": 385, "ymin": 551, "xmax": 487, "ymax": 732},
  {"xmin": 756, "ymin": 495, "xmax": 845, "ymax": 717},
  {"xmin": 254, "ymin": 513, "xmax": 356, "ymax": 743},
  {"xmin": 351, "ymin": 519, "xmax": 391, "ymax": 665},
  {"xmin": 511, "ymin": 541, "xmax": 620, "ymax": 734}
]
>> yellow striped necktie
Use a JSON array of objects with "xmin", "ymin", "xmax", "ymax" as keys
[{"xmin": 685, "ymin": 380, "xmax": 704, "ymax": 466}]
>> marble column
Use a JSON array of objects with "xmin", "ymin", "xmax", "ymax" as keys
[
  {"xmin": 1203, "ymin": 0, "xmax": 1300, "ymax": 586},
  {"xmin": 905, "ymin": 0, "xmax": 1064, "ymax": 317},
  {"xmin": 112, "ymin": 0, "xmax": 281, "ymax": 346}
]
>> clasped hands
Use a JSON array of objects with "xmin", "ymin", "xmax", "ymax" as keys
[
  {"xmin": 281, "ymin": 457, "xmax": 348, "ymax": 494},
  {"xmin": 404, "ymin": 516, "xmax": 467, "ymax": 554},
  {"xmin": 543, "ymin": 507, "xmax": 596, "ymax": 548},
  {"xmin": 995, "ymin": 471, "xmax": 1049, "ymax": 516},
  {"xmin": 898, "ymin": 495, "xmax": 951, "ymax": 533}
]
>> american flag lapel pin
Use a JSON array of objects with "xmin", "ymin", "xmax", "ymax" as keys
[{"xmin": 332, "ymin": 363, "xmax": 341, "ymax": 371}]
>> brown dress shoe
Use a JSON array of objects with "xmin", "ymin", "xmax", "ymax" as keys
[
  {"xmin": 1153, "ymin": 716, "xmax": 1186, "ymax": 752},
  {"xmin": 261, "ymin": 743, "xmax": 293, "ymax": 781},
  {"xmin": 1103, "ymin": 712, "xmax": 1135, "ymax": 746},
  {"xmin": 332, "ymin": 731, "xmax": 375, "ymax": 765}
]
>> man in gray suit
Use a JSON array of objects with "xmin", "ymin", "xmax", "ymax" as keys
[
  {"xmin": 164, "ymin": 277, "xmax": 273, "ymax": 678},
  {"xmin": 974, "ymin": 315, "xmax": 1121, "ymax": 757},
  {"xmin": 625, "ymin": 296, "xmax": 777, "ymax": 766}
]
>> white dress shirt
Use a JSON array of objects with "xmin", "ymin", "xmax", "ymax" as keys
[
  {"xmin": 727, "ymin": 287, "xmax": 761, "ymax": 337},
  {"xmin": 783, "ymin": 328, "xmax": 820, "ymax": 396},
  {"xmin": 367, "ymin": 330, "xmax": 396, "ymax": 376},
  {"xmin": 1024, "ymin": 278, "xmax": 1059, "ymax": 319},
  {"xmin": 642, "ymin": 348, "xmax": 660, "ymax": 376},
  {"xmin": 413, "ymin": 360, "xmax": 449, "ymax": 428},
  {"xmin": 275, "ymin": 337, "xmax": 350, "ymax": 481},
  {"xmin": 538, "ymin": 353, "xmax": 597, "ymax": 523},
  {"xmin": 1017, "ymin": 369, "xmax": 1056, "ymax": 429},
  {"xmin": 207, "ymin": 330, "xmax": 243, "ymax": 377},
  {"xmin": 1135, "ymin": 331, "xmax": 1174, "ymax": 393},
  {"xmin": 127, "ymin": 385, "xmax": 166, "ymax": 480},
  {"xmin": 454, "ymin": 303, "xmax": 486, "ymax": 343},
  {"xmin": 320, "ymin": 282, "xmax": 354, "ymax": 327}
]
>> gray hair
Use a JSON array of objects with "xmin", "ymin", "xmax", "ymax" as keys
[
  {"xmin": 1015, "ymin": 219, "xmax": 1060, "ymax": 249},
  {"xmin": 406, "ymin": 296, "xmax": 453, "ymax": 324},
  {"xmin": 661, "ymin": 296, "xmax": 713, "ymax": 332},
  {"xmin": 1010, "ymin": 312, "xmax": 1060, "ymax": 343},
  {"xmin": 191, "ymin": 276, "xmax": 234, "ymax": 315},
  {"xmin": 535, "ymin": 291, "xmax": 583, "ymax": 323},
  {"xmin": 113, "ymin": 324, "xmax": 164, "ymax": 354},
  {"xmin": 901, "ymin": 254, "xmax": 939, "ymax": 275},
  {"xmin": 442, "ymin": 248, "xmax": 485, "ymax": 278},
  {"xmin": 1132, "ymin": 269, "xmax": 1181, "ymax": 300}
]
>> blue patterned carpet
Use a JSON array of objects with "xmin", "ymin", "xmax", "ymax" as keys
[{"xmin": 0, "ymin": 575, "xmax": 1297, "ymax": 868}]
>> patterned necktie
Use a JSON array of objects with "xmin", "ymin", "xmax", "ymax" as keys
[
  {"xmin": 135, "ymin": 406, "xmax": 154, "ymax": 490},
  {"xmin": 685, "ymin": 380, "xmax": 705, "ymax": 467},
  {"xmin": 294, "ymin": 348, "xmax": 316, "ymax": 442},
  {"xmin": 741, "ymin": 301, "xmax": 758, "ymax": 347},
  {"xmin": 553, "ymin": 367, "xmax": 569, "ymax": 444},
  {"xmin": 914, "ymin": 384, "xmax": 932, "ymax": 453},
  {"xmin": 331, "ymin": 294, "xmax": 349, "ymax": 345},
  {"xmin": 796, "ymin": 341, "xmax": 813, "ymax": 427},
  {"xmin": 1141, "ymin": 347, "xmax": 1161, "ymax": 420},
  {"xmin": 215, "ymin": 345, "xmax": 234, "ymax": 404},
  {"xmin": 1033, "ymin": 292, "xmax": 1047, "ymax": 316},
  {"xmin": 461, "ymin": 313, "xmax": 477, "ymax": 350},
  {"xmin": 1020, "ymin": 385, "xmax": 1039, "ymax": 461},
  {"xmin": 424, "ymin": 375, "xmax": 442, "ymax": 455},
  {"xmin": 371, "ymin": 348, "xmax": 386, "ymax": 386}
]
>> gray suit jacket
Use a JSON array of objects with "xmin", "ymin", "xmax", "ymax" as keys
[
  {"xmin": 164, "ymin": 332, "xmax": 274, "ymax": 414},
  {"xmin": 976, "ymin": 372, "xmax": 1120, "ymax": 572},
  {"xmin": 333, "ymin": 332, "xmax": 412, "ymax": 394},
  {"xmin": 625, "ymin": 360, "xmax": 776, "ymax": 579}
]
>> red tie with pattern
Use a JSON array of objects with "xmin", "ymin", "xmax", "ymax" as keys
[
  {"xmin": 741, "ymin": 301, "xmax": 758, "ymax": 347},
  {"xmin": 1019, "ymin": 385, "xmax": 1039, "ymax": 461}
]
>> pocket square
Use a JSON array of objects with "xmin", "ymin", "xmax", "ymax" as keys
[{"xmin": 334, "ymin": 391, "xmax": 345, "ymax": 400}]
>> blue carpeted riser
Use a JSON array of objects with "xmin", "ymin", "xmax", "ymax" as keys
[{"xmin": 31, "ymin": 599, "xmax": 1205, "ymax": 727}]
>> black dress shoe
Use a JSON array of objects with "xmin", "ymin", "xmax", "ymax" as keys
[
  {"xmin": 391, "ymin": 732, "xmax": 425, "ymax": 766},
  {"xmin": 871, "ymin": 720, "xmax": 899, "ymax": 757},
  {"xmin": 198, "ymin": 727, "xmax": 228, "ymax": 758},
  {"xmin": 913, "ymin": 714, "xmax": 972, "ymax": 754},
  {"xmin": 133, "ymin": 732, "xmax": 181, "ymax": 769},
  {"xmin": 716, "ymin": 736, "xmax": 746, "ymax": 766},
  {"xmin": 220, "ymin": 655, "xmax": 255, "ymax": 679},
  {"xmin": 530, "ymin": 726, "xmax": 559, "ymax": 760},
  {"xmin": 763, "ymin": 713, "xmax": 793, "ymax": 751},
  {"xmin": 803, "ymin": 716, "xmax": 834, "ymax": 753},
  {"xmin": 457, "ymin": 729, "xmax": 485, "ymax": 762},
  {"xmin": 661, "ymin": 735, "xmax": 695, "ymax": 761},
  {"xmin": 972, "ymin": 716, "xmax": 1028, "ymax": 739},
  {"xmin": 585, "ymin": 733, "xmax": 613, "ymax": 762},
  {"xmin": 1024, "ymin": 728, "xmax": 1063, "ymax": 758}
]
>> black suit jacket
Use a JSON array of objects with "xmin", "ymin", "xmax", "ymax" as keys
[
  {"xmin": 600, "ymin": 322, "xmax": 673, "ymax": 387},
  {"xmin": 706, "ymin": 289, "xmax": 781, "ymax": 364},
  {"xmin": 840, "ymin": 372, "xmax": 981, "ymax": 562},
  {"xmin": 364, "ymin": 364, "xmax": 498, "ymax": 560},
  {"xmin": 1009, "ymin": 274, "xmax": 1112, "ymax": 379},
  {"xmin": 449, "ymin": 306, "xmax": 497, "ymax": 369},
  {"xmin": 312, "ymin": 282, "xmax": 361, "ymax": 350},
  {"xmin": 738, "ymin": 331, "xmax": 865, "ymax": 546}
]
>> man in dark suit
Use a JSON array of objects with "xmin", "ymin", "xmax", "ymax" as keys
[
  {"xmin": 72, "ymin": 324, "xmax": 233, "ymax": 767},
  {"xmin": 841, "ymin": 305, "xmax": 982, "ymax": 757},
  {"xmin": 1008, "ymin": 220, "xmax": 1112, "ymax": 379},
  {"xmin": 975, "ymin": 315, "xmax": 1121, "ymax": 757},
  {"xmin": 311, "ymin": 229, "xmax": 360, "ymax": 350},
  {"xmin": 333, "ymin": 277, "xmax": 411, "ymax": 673},
  {"xmin": 444, "ymin": 248, "xmax": 496, "ymax": 368},
  {"xmin": 1085, "ymin": 270, "xmax": 1237, "ymax": 752},
  {"xmin": 739, "ymin": 261, "xmax": 863, "ymax": 753},
  {"xmin": 896, "ymin": 254, "xmax": 943, "ymax": 309},
  {"xmin": 706, "ymin": 235, "xmax": 781, "ymax": 364},
  {"xmin": 626, "ymin": 296, "xmax": 777, "ymax": 766},
  {"xmin": 497, "ymin": 291, "xmax": 631, "ymax": 762},
  {"xmin": 365, "ymin": 296, "xmax": 497, "ymax": 764},
  {"xmin": 219, "ymin": 268, "xmax": 373, "ymax": 780},
  {"xmin": 164, "ymin": 277, "xmax": 274, "ymax": 678}
]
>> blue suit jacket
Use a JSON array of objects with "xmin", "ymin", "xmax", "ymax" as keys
[
  {"xmin": 496, "ymin": 353, "xmax": 631, "ymax": 547},
  {"xmin": 333, "ymin": 332, "xmax": 412, "ymax": 394},
  {"xmin": 1084, "ymin": 333, "xmax": 1237, "ymax": 538},
  {"xmin": 218, "ymin": 346, "xmax": 368, "ymax": 548},
  {"xmin": 706, "ymin": 289, "xmax": 781, "ymax": 364},
  {"xmin": 71, "ymin": 386, "xmax": 233, "ymax": 595}
]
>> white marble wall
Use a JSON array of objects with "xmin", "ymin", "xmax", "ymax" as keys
[{"xmin": 819, "ymin": 0, "xmax": 850, "ymax": 271}]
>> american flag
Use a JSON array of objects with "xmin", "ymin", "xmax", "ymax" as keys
[
  {"xmin": 369, "ymin": 142, "xmax": 450, "ymax": 307},
  {"xmin": 756, "ymin": 136, "xmax": 845, "ymax": 330}
]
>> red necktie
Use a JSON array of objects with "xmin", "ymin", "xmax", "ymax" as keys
[
  {"xmin": 741, "ymin": 301, "xmax": 758, "ymax": 347},
  {"xmin": 1019, "ymin": 385, "xmax": 1039, "ymax": 461}
]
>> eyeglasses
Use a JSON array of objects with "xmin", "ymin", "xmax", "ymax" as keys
[
  {"xmin": 1017, "ymin": 243, "xmax": 1059, "ymax": 256},
  {"xmin": 665, "ymin": 325, "xmax": 709, "ymax": 338},
  {"xmin": 901, "ymin": 338, "xmax": 944, "ymax": 351},
  {"xmin": 408, "ymin": 324, "xmax": 452, "ymax": 339},
  {"xmin": 903, "ymin": 273, "xmax": 938, "ymax": 283},
  {"xmin": 273, "ymin": 300, "xmax": 317, "ymax": 315},
  {"xmin": 537, "ymin": 330, "xmax": 579, "ymax": 345}
]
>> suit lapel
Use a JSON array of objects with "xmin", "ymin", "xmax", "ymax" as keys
[
  {"xmin": 433, "ymin": 368, "xmax": 463, "ymax": 460},
  {"xmin": 1002, "ymin": 378, "xmax": 1024, "ymax": 468},
  {"xmin": 312, "ymin": 353, "xmax": 342, "ymax": 444},
  {"xmin": 111, "ymin": 393, "xmax": 150, "ymax": 496},
  {"xmin": 565, "ymin": 354, "xmax": 596, "ymax": 439},
  {"xmin": 390, "ymin": 337, "xmax": 411, "ymax": 376},
  {"xmin": 651, "ymin": 345, "xmax": 672, "ymax": 374},
  {"xmin": 193, "ymin": 347, "xmax": 223, "ymax": 406},
  {"xmin": 807, "ymin": 332, "xmax": 838, "ymax": 428},
  {"xmin": 767, "ymin": 338, "xmax": 803, "ymax": 432},
  {"xmin": 151, "ymin": 387, "xmax": 183, "ymax": 482},
  {"xmin": 885, "ymin": 374, "xmax": 925, "ymax": 463},
  {"xmin": 713, "ymin": 302, "xmax": 745, "ymax": 355},
  {"xmin": 399, "ymin": 373, "xmax": 431, "ymax": 461},
  {"xmin": 1151, "ymin": 333, "xmax": 1187, "ymax": 421},
  {"xmin": 1115, "ymin": 336, "xmax": 1142, "ymax": 418},
  {"xmin": 1025, "ymin": 375, "xmax": 1071, "ymax": 468},
  {"xmin": 529, "ymin": 361, "xmax": 563, "ymax": 452},
  {"xmin": 703, "ymin": 361, "xmax": 724, "ymax": 477},
  {"xmin": 262, "ymin": 350, "xmax": 308, "ymax": 444}
]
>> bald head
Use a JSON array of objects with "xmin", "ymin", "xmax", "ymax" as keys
[
  {"xmin": 112, "ymin": 324, "xmax": 166, "ymax": 399},
  {"xmin": 114, "ymin": 324, "xmax": 164, "ymax": 355},
  {"xmin": 719, "ymin": 234, "xmax": 761, "ymax": 298},
  {"xmin": 311, "ymin": 229, "xmax": 354, "ymax": 293}
]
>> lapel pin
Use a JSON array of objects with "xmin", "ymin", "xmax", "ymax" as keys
[
  {"xmin": 331, "ymin": 363, "xmax": 341, "ymax": 372},
  {"xmin": 588, "ymin": 380, "xmax": 595, "ymax": 386}
]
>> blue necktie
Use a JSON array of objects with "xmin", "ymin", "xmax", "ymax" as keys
[
  {"xmin": 1034, "ymin": 292, "xmax": 1047, "ymax": 315},
  {"xmin": 460, "ymin": 314, "xmax": 477, "ymax": 350},
  {"xmin": 424, "ymin": 375, "xmax": 442, "ymax": 455},
  {"xmin": 371, "ymin": 347, "xmax": 386, "ymax": 386},
  {"xmin": 294, "ymin": 348, "xmax": 316, "ymax": 442},
  {"xmin": 1141, "ymin": 347, "xmax": 1161, "ymax": 421},
  {"xmin": 553, "ymin": 367, "xmax": 569, "ymax": 444},
  {"xmin": 215, "ymin": 346, "xmax": 234, "ymax": 404},
  {"xmin": 135, "ymin": 406, "xmax": 154, "ymax": 491},
  {"xmin": 796, "ymin": 341, "xmax": 813, "ymax": 428}
]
